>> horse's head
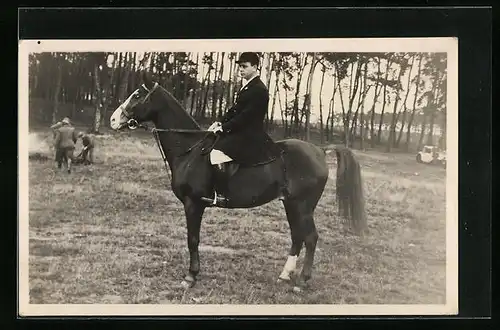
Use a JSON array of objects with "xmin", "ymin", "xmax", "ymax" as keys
[{"xmin": 110, "ymin": 72, "xmax": 161, "ymax": 131}]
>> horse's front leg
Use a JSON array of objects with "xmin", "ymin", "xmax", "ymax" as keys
[{"xmin": 181, "ymin": 197, "xmax": 205, "ymax": 288}]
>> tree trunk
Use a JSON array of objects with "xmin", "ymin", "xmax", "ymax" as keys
[
  {"xmin": 304, "ymin": 53, "xmax": 317, "ymax": 141},
  {"xmin": 377, "ymin": 56, "xmax": 393, "ymax": 144},
  {"xmin": 114, "ymin": 52, "xmax": 124, "ymax": 102},
  {"xmin": 370, "ymin": 57, "xmax": 382, "ymax": 147},
  {"xmin": 128, "ymin": 52, "xmax": 137, "ymax": 98},
  {"xmin": 292, "ymin": 53, "xmax": 307, "ymax": 136},
  {"xmin": 202, "ymin": 57, "xmax": 213, "ymax": 119},
  {"xmin": 427, "ymin": 108, "xmax": 436, "ymax": 146},
  {"xmin": 92, "ymin": 63, "xmax": 102, "ymax": 133},
  {"xmin": 269, "ymin": 70, "xmax": 279, "ymax": 132},
  {"xmin": 359, "ymin": 61, "xmax": 368, "ymax": 150},
  {"xmin": 346, "ymin": 60, "xmax": 362, "ymax": 147},
  {"xmin": 439, "ymin": 109, "xmax": 447, "ymax": 149},
  {"xmin": 327, "ymin": 71, "xmax": 338, "ymax": 142},
  {"xmin": 405, "ymin": 53, "xmax": 424, "ymax": 151},
  {"xmin": 217, "ymin": 52, "xmax": 225, "ymax": 118},
  {"xmin": 318, "ymin": 65, "xmax": 326, "ymax": 144},
  {"xmin": 226, "ymin": 53, "xmax": 234, "ymax": 109},
  {"xmin": 334, "ymin": 62, "xmax": 349, "ymax": 147},
  {"xmin": 386, "ymin": 58, "xmax": 407, "ymax": 152},
  {"xmin": 195, "ymin": 53, "xmax": 207, "ymax": 117},
  {"xmin": 326, "ymin": 99, "xmax": 333, "ymax": 142},
  {"xmin": 350, "ymin": 61, "xmax": 369, "ymax": 145},
  {"xmin": 190, "ymin": 52, "xmax": 200, "ymax": 115},
  {"xmin": 418, "ymin": 114, "xmax": 427, "ymax": 151},
  {"xmin": 211, "ymin": 52, "xmax": 220, "ymax": 120},
  {"xmin": 231, "ymin": 53, "xmax": 240, "ymax": 105},
  {"xmin": 396, "ymin": 55, "xmax": 416, "ymax": 147},
  {"xmin": 266, "ymin": 53, "xmax": 274, "ymax": 89},
  {"xmin": 117, "ymin": 52, "xmax": 130, "ymax": 103},
  {"xmin": 282, "ymin": 81, "xmax": 289, "ymax": 137},
  {"xmin": 102, "ymin": 53, "xmax": 117, "ymax": 127},
  {"xmin": 51, "ymin": 54, "xmax": 63, "ymax": 124},
  {"xmin": 263, "ymin": 53, "xmax": 274, "ymax": 128}
]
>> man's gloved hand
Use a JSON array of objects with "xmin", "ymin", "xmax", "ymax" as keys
[{"xmin": 208, "ymin": 121, "xmax": 223, "ymax": 133}]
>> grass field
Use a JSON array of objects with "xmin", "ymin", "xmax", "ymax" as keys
[{"xmin": 27, "ymin": 129, "xmax": 447, "ymax": 305}]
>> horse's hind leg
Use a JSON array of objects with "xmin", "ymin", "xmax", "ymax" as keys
[
  {"xmin": 278, "ymin": 200, "xmax": 304, "ymax": 282},
  {"xmin": 294, "ymin": 189, "xmax": 323, "ymax": 291},
  {"xmin": 67, "ymin": 153, "xmax": 72, "ymax": 174},
  {"xmin": 61, "ymin": 153, "xmax": 68, "ymax": 172},
  {"xmin": 295, "ymin": 212, "xmax": 318, "ymax": 290}
]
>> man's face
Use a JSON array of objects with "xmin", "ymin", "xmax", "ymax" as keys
[{"xmin": 238, "ymin": 62, "xmax": 257, "ymax": 80}]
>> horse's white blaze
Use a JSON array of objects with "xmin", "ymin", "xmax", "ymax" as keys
[
  {"xmin": 279, "ymin": 255, "xmax": 298, "ymax": 280},
  {"xmin": 110, "ymin": 89, "xmax": 139, "ymax": 130},
  {"xmin": 110, "ymin": 107, "xmax": 125, "ymax": 130}
]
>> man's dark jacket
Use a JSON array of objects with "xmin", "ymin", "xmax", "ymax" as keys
[{"xmin": 214, "ymin": 76, "xmax": 277, "ymax": 166}]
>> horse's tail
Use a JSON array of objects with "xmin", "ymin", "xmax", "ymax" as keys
[{"xmin": 334, "ymin": 146, "xmax": 367, "ymax": 235}]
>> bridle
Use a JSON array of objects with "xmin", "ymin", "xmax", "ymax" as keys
[
  {"xmin": 118, "ymin": 82, "xmax": 218, "ymax": 182},
  {"xmin": 120, "ymin": 82, "xmax": 159, "ymax": 130}
]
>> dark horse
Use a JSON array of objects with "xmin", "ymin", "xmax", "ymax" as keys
[{"xmin": 110, "ymin": 72, "xmax": 366, "ymax": 291}]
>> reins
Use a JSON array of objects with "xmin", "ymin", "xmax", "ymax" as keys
[
  {"xmin": 129, "ymin": 120, "xmax": 216, "ymax": 184},
  {"xmin": 119, "ymin": 82, "xmax": 217, "ymax": 184}
]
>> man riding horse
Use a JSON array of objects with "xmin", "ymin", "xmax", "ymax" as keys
[
  {"xmin": 109, "ymin": 62, "xmax": 367, "ymax": 291},
  {"xmin": 207, "ymin": 52, "xmax": 277, "ymax": 206}
]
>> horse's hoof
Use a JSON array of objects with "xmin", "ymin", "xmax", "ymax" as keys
[
  {"xmin": 277, "ymin": 277, "xmax": 290, "ymax": 284},
  {"xmin": 293, "ymin": 277, "xmax": 309, "ymax": 293},
  {"xmin": 181, "ymin": 274, "xmax": 196, "ymax": 288},
  {"xmin": 181, "ymin": 280, "xmax": 195, "ymax": 289}
]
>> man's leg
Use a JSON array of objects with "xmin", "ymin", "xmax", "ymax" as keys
[
  {"xmin": 66, "ymin": 148, "xmax": 74, "ymax": 173},
  {"xmin": 55, "ymin": 148, "xmax": 62, "ymax": 169},
  {"xmin": 88, "ymin": 147, "xmax": 94, "ymax": 164},
  {"xmin": 82, "ymin": 148, "xmax": 89, "ymax": 165},
  {"xmin": 204, "ymin": 149, "xmax": 238, "ymax": 206}
]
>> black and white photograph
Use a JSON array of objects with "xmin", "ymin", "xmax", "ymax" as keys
[{"xmin": 18, "ymin": 38, "xmax": 458, "ymax": 316}]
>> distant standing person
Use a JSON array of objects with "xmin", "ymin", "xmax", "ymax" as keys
[
  {"xmin": 50, "ymin": 119, "xmax": 63, "ymax": 139},
  {"xmin": 77, "ymin": 131, "xmax": 95, "ymax": 165},
  {"xmin": 54, "ymin": 117, "xmax": 78, "ymax": 173}
]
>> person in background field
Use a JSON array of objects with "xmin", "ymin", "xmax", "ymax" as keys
[
  {"xmin": 50, "ymin": 119, "xmax": 64, "ymax": 139},
  {"xmin": 77, "ymin": 131, "xmax": 95, "ymax": 165},
  {"xmin": 54, "ymin": 117, "xmax": 78, "ymax": 173}
]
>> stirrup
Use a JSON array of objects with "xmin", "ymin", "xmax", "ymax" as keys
[
  {"xmin": 212, "ymin": 190, "xmax": 218, "ymax": 206},
  {"xmin": 200, "ymin": 190, "xmax": 228, "ymax": 207}
]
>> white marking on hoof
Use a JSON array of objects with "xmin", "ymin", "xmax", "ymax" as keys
[
  {"xmin": 279, "ymin": 255, "xmax": 297, "ymax": 281},
  {"xmin": 293, "ymin": 286, "xmax": 303, "ymax": 293},
  {"xmin": 181, "ymin": 280, "xmax": 194, "ymax": 289}
]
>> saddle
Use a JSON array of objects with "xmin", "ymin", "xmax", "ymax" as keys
[
  {"xmin": 200, "ymin": 133, "xmax": 280, "ymax": 168},
  {"xmin": 199, "ymin": 141, "xmax": 288, "ymax": 207}
]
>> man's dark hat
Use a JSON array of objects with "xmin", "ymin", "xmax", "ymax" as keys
[{"xmin": 236, "ymin": 52, "xmax": 260, "ymax": 66}]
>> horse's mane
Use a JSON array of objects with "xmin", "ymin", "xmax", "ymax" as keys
[{"xmin": 157, "ymin": 85, "xmax": 201, "ymax": 130}]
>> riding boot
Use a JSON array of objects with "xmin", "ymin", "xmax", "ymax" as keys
[
  {"xmin": 201, "ymin": 162, "xmax": 239, "ymax": 207},
  {"xmin": 213, "ymin": 162, "xmax": 231, "ymax": 207},
  {"xmin": 200, "ymin": 161, "xmax": 239, "ymax": 207}
]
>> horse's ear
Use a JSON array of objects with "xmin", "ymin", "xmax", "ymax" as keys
[{"xmin": 142, "ymin": 71, "xmax": 155, "ymax": 89}]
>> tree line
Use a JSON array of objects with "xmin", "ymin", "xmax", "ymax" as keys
[{"xmin": 28, "ymin": 51, "xmax": 447, "ymax": 152}]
